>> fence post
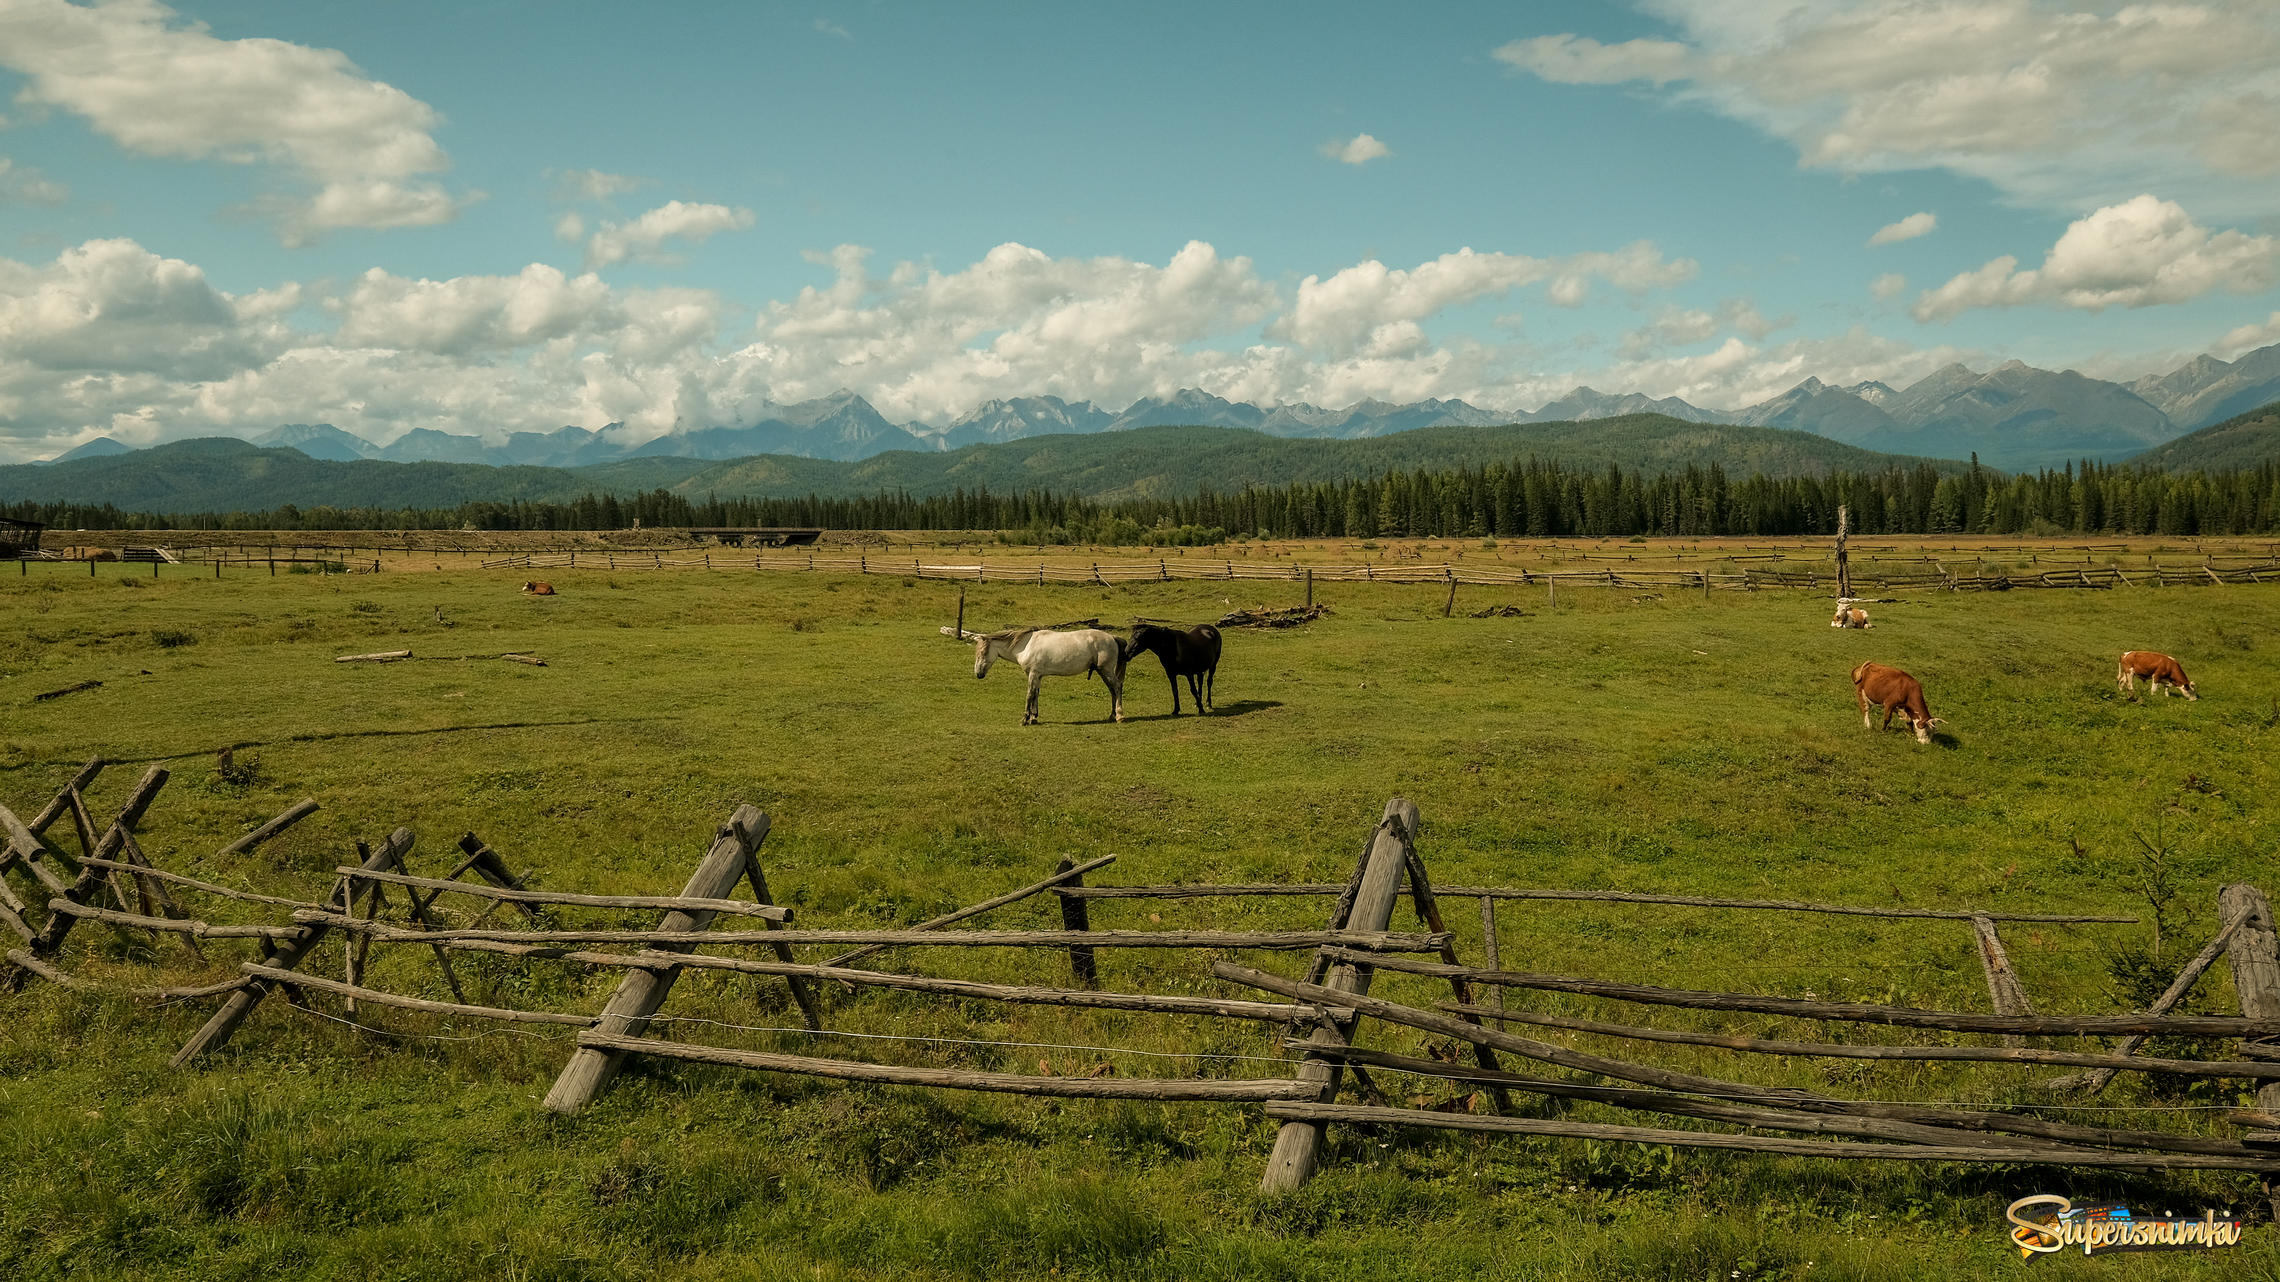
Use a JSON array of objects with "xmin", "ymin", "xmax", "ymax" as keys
[
  {"xmin": 1053, "ymin": 856, "xmax": 1098, "ymax": 988},
  {"xmin": 2220, "ymin": 883, "xmax": 2280, "ymax": 1210},
  {"xmin": 543, "ymin": 806, "xmax": 772, "ymax": 1112},
  {"xmin": 1261, "ymin": 798, "xmax": 1416, "ymax": 1193}
]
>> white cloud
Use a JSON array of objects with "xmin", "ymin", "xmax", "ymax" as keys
[
  {"xmin": 1493, "ymin": 34, "xmax": 1692, "ymax": 85},
  {"xmin": 585, "ymin": 200, "xmax": 756, "ymax": 267},
  {"xmin": 551, "ymin": 168, "xmax": 648, "ymax": 204},
  {"xmin": 1275, "ymin": 243, "xmax": 1696, "ymax": 356},
  {"xmin": 1541, "ymin": 326, "xmax": 1979, "ymax": 414},
  {"xmin": 2215, "ymin": 310, "xmax": 2280, "ymax": 357},
  {"xmin": 554, "ymin": 212, "xmax": 586, "ymax": 243},
  {"xmin": 1871, "ymin": 272, "xmax": 1909, "ymax": 300},
  {"xmin": 0, "ymin": 238, "xmax": 283, "ymax": 380},
  {"xmin": 1497, "ymin": 2, "xmax": 2280, "ymax": 215},
  {"xmin": 0, "ymin": 156, "xmax": 67, "ymax": 205},
  {"xmin": 1867, "ymin": 212, "xmax": 1937, "ymax": 247},
  {"xmin": 0, "ymin": 0, "xmax": 472, "ymax": 244},
  {"xmin": 1615, "ymin": 298, "xmax": 1787, "ymax": 359},
  {"xmin": 1322, "ymin": 133, "xmax": 1391, "ymax": 165},
  {"xmin": 1914, "ymin": 194, "xmax": 2280, "ymax": 322},
  {"xmin": 812, "ymin": 17, "xmax": 851, "ymax": 39}
]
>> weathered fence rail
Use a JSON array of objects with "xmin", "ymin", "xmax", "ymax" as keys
[{"xmin": 7, "ymin": 768, "xmax": 2277, "ymax": 1204}]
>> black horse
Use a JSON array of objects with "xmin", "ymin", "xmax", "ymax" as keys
[{"xmin": 1125, "ymin": 623, "xmax": 1221, "ymax": 715}]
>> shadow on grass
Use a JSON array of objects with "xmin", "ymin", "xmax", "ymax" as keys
[{"xmin": 1121, "ymin": 699, "xmax": 1283, "ymax": 723}]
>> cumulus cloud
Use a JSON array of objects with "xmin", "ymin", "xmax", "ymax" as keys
[
  {"xmin": 1913, "ymin": 194, "xmax": 2279, "ymax": 322},
  {"xmin": 0, "ymin": 157, "xmax": 67, "ymax": 205},
  {"xmin": 1495, "ymin": 2, "xmax": 2280, "ymax": 215},
  {"xmin": 1274, "ymin": 243, "xmax": 1695, "ymax": 356},
  {"xmin": 586, "ymin": 200, "xmax": 756, "ymax": 267},
  {"xmin": 1322, "ymin": 133, "xmax": 1391, "ymax": 165},
  {"xmin": 0, "ymin": 234, "xmax": 1983, "ymax": 463},
  {"xmin": 2215, "ymin": 310, "xmax": 2280, "ymax": 357},
  {"xmin": 1871, "ymin": 272, "xmax": 1909, "ymax": 300},
  {"xmin": 0, "ymin": 0, "xmax": 472, "ymax": 243},
  {"xmin": 1867, "ymin": 212, "xmax": 1937, "ymax": 247}
]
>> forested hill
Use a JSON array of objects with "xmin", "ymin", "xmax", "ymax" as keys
[
  {"xmin": 644, "ymin": 416, "xmax": 1958, "ymax": 503},
  {"xmin": 1, "ymin": 417, "xmax": 1962, "ymax": 514},
  {"xmin": 2127, "ymin": 399, "xmax": 2280, "ymax": 473}
]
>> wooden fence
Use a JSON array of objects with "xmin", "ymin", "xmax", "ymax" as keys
[{"xmin": 6, "ymin": 767, "xmax": 2279, "ymax": 1200}]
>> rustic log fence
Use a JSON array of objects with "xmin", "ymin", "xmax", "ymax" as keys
[{"xmin": 6, "ymin": 769, "xmax": 2278, "ymax": 1201}]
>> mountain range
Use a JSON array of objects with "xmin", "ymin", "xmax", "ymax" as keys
[
  {"xmin": 0, "ymin": 417, "xmax": 1967, "ymax": 515},
  {"xmin": 34, "ymin": 341, "xmax": 2280, "ymax": 474}
]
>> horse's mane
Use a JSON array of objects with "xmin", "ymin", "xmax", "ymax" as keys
[{"xmin": 980, "ymin": 625, "xmax": 1042, "ymax": 642}]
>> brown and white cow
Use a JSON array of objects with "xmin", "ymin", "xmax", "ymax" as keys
[
  {"xmin": 2118, "ymin": 650, "xmax": 2195, "ymax": 700},
  {"xmin": 1852, "ymin": 660, "xmax": 1940, "ymax": 744},
  {"xmin": 1831, "ymin": 604, "xmax": 1871, "ymax": 629},
  {"xmin": 522, "ymin": 580, "xmax": 556, "ymax": 596}
]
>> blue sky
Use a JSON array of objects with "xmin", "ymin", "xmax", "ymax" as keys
[{"xmin": 1, "ymin": 0, "xmax": 2276, "ymax": 459}]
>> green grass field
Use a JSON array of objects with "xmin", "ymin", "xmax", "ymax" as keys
[{"xmin": 3, "ymin": 558, "xmax": 2278, "ymax": 1280}]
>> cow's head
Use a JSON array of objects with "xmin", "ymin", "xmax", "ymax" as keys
[{"xmin": 1913, "ymin": 715, "xmax": 1946, "ymax": 745}]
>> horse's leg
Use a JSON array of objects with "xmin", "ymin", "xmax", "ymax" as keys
[
  {"xmin": 1205, "ymin": 662, "xmax": 1216, "ymax": 710},
  {"xmin": 1110, "ymin": 670, "xmax": 1124, "ymax": 723},
  {"xmin": 1186, "ymin": 671, "xmax": 1203, "ymax": 713},
  {"xmin": 1025, "ymin": 670, "xmax": 1042, "ymax": 725},
  {"xmin": 1166, "ymin": 667, "xmax": 1181, "ymax": 716}
]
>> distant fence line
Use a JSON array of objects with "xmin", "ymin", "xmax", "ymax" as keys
[{"xmin": 463, "ymin": 549, "xmax": 2280, "ymax": 593}]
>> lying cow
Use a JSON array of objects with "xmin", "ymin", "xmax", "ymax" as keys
[
  {"xmin": 1831, "ymin": 604, "xmax": 1872, "ymax": 629},
  {"xmin": 522, "ymin": 581, "xmax": 556, "ymax": 596},
  {"xmin": 2118, "ymin": 650, "xmax": 2195, "ymax": 700},
  {"xmin": 1852, "ymin": 661, "xmax": 1940, "ymax": 745}
]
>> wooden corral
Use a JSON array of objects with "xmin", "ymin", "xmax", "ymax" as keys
[{"xmin": 6, "ymin": 770, "xmax": 2280, "ymax": 1204}]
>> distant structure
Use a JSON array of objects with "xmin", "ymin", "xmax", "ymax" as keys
[
  {"xmin": 687, "ymin": 527, "xmax": 824, "ymax": 548},
  {"xmin": 1, "ymin": 517, "xmax": 43, "ymax": 559}
]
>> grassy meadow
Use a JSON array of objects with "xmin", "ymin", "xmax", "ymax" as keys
[{"xmin": 2, "ymin": 552, "xmax": 2278, "ymax": 1280}]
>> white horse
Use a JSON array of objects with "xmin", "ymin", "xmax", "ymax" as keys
[{"xmin": 942, "ymin": 625, "xmax": 1127, "ymax": 724}]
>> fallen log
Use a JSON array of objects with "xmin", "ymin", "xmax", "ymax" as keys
[
  {"xmin": 31, "ymin": 680, "xmax": 102, "ymax": 702},
  {"xmin": 334, "ymin": 650, "xmax": 413, "ymax": 663},
  {"xmin": 217, "ymin": 798, "xmax": 321, "ymax": 858}
]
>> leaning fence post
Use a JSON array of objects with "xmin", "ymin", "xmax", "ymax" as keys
[
  {"xmin": 1261, "ymin": 798, "xmax": 1416, "ymax": 1193},
  {"xmin": 543, "ymin": 806, "xmax": 773, "ymax": 1112},
  {"xmin": 1054, "ymin": 856, "xmax": 1098, "ymax": 988}
]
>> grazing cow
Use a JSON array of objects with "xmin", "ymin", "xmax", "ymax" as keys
[
  {"xmin": 944, "ymin": 625, "xmax": 1127, "ymax": 725},
  {"xmin": 1852, "ymin": 660, "xmax": 1940, "ymax": 745},
  {"xmin": 1831, "ymin": 604, "xmax": 1872, "ymax": 629},
  {"xmin": 2118, "ymin": 650, "xmax": 2196, "ymax": 700},
  {"xmin": 522, "ymin": 581, "xmax": 555, "ymax": 596},
  {"xmin": 1125, "ymin": 622, "xmax": 1222, "ymax": 715}
]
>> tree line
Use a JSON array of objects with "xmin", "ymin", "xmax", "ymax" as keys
[{"xmin": 10, "ymin": 456, "xmax": 2280, "ymax": 542}]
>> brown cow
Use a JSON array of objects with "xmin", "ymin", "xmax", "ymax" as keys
[
  {"xmin": 2118, "ymin": 650, "xmax": 2195, "ymax": 700},
  {"xmin": 1831, "ymin": 604, "xmax": 1871, "ymax": 629},
  {"xmin": 1852, "ymin": 660, "xmax": 1940, "ymax": 744},
  {"xmin": 522, "ymin": 580, "xmax": 556, "ymax": 596}
]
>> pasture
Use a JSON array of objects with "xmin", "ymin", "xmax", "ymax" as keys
[{"xmin": 2, "ymin": 556, "xmax": 2277, "ymax": 1280}]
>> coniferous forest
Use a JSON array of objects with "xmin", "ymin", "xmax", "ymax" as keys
[{"xmin": 10, "ymin": 456, "xmax": 2280, "ymax": 543}]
